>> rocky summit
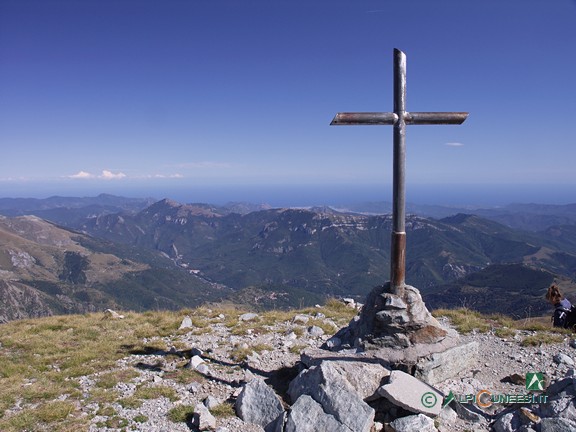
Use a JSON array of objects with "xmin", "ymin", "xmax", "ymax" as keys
[{"xmin": 2, "ymin": 300, "xmax": 576, "ymax": 432}]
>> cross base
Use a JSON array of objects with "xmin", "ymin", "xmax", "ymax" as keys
[
  {"xmin": 306, "ymin": 283, "xmax": 476, "ymax": 385},
  {"xmin": 332, "ymin": 283, "xmax": 449, "ymax": 350}
]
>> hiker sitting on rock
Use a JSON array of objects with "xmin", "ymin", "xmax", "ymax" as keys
[{"xmin": 546, "ymin": 284, "xmax": 576, "ymax": 330}]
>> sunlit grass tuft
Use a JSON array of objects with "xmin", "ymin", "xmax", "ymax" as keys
[{"xmin": 167, "ymin": 404, "xmax": 195, "ymax": 423}]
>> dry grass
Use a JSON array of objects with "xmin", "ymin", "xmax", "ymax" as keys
[
  {"xmin": 0, "ymin": 310, "xmax": 192, "ymax": 431},
  {"xmin": 520, "ymin": 333, "xmax": 566, "ymax": 347},
  {"xmin": 211, "ymin": 401, "xmax": 235, "ymax": 417},
  {"xmin": 229, "ymin": 343, "xmax": 273, "ymax": 362},
  {"xmin": 167, "ymin": 404, "xmax": 195, "ymax": 423},
  {"xmin": 433, "ymin": 307, "xmax": 572, "ymax": 345}
]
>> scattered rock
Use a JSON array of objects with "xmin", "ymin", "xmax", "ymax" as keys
[
  {"xmin": 377, "ymin": 370, "xmax": 443, "ymax": 417},
  {"xmin": 553, "ymin": 353, "xmax": 574, "ymax": 366},
  {"xmin": 292, "ymin": 314, "xmax": 310, "ymax": 325},
  {"xmin": 103, "ymin": 309, "xmax": 124, "ymax": 319},
  {"xmin": 239, "ymin": 313, "xmax": 259, "ymax": 322},
  {"xmin": 235, "ymin": 378, "xmax": 285, "ymax": 431},
  {"xmin": 179, "ymin": 315, "xmax": 193, "ymax": 329},
  {"xmin": 307, "ymin": 325, "xmax": 325, "ymax": 337},
  {"xmin": 194, "ymin": 402, "xmax": 217, "ymax": 430},
  {"xmin": 204, "ymin": 395, "xmax": 220, "ymax": 410},
  {"xmin": 325, "ymin": 336, "xmax": 342, "ymax": 350},
  {"xmin": 59, "ymin": 295, "xmax": 576, "ymax": 432},
  {"xmin": 388, "ymin": 413, "xmax": 437, "ymax": 432},
  {"xmin": 190, "ymin": 355, "xmax": 205, "ymax": 369}
]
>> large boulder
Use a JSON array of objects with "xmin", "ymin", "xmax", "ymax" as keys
[
  {"xmin": 235, "ymin": 378, "xmax": 285, "ymax": 431},
  {"xmin": 288, "ymin": 361, "xmax": 374, "ymax": 432},
  {"xmin": 285, "ymin": 394, "xmax": 351, "ymax": 432}
]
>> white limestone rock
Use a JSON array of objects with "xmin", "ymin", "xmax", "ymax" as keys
[{"xmin": 377, "ymin": 370, "xmax": 443, "ymax": 417}]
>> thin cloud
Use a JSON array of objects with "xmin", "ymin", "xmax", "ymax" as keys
[
  {"xmin": 69, "ymin": 171, "xmax": 94, "ymax": 179},
  {"xmin": 101, "ymin": 170, "xmax": 127, "ymax": 180},
  {"xmin": 146, "ymin": 173, "xmax": 185, "ymax": 179},
  {"xmin": 67, "ymin": 170, "xmax": 127, "ymax": 180},
  {"xmin": 445, "ymin": 142, "xmax": 465, "ymax": 147}
]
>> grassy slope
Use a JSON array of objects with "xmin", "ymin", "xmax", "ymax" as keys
[
  {"xmin": 0, "ymin": 303, "xmax": 568, "ymax": 431},
  {"xmin": 0, "ymin": 301, "xmax": 357, "ymax": 431}
]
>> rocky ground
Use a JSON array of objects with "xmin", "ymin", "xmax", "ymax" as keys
[{"xmin": 66, "ymin": 307, "xmax": 576, "ymax": 432}]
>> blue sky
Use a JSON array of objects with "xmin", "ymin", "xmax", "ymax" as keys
[{"xmin": 1, "ymin": 0, "xmax": 575, "ymax": 206}]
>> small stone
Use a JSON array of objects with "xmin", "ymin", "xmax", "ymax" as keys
[
  {"xmin": 380, "ymin": 293, "xmax": 407, "ymax": 310},
  {"xmin": 190, "ymin": 355, "xmax": 205, "ymax": 368},
  {"xmin": 343, "ymin": 298, "xmax": 356, "ymax": 308},
  {"xmin": 389, "ymin": 414, "xmax": 436, "ymax": 432},
  {"xmin": 244, "ymin": 369, "xmax": 256, "ymax": 382},
  {"xmin": 104, "ymin": 309, "xmax": 124, "ymax": 319},
  {"xmin": 204, "ymin": 395, "xmax": 220, "ymax": 410},
  {"xmin": 196, "ymin": 364, "xmax": 211, "ymax": 375},
  {"xmin": 239, "ymin": 313, "xmax": 259, "ymax": 322},
  {"xmin": 194, "ymin": 402, "xmax": 216, "ymax": 430},
  {"xmin": 188, "ymin": 382, "xmax": 202, "ymax": 393},
  {"xmin": 553, "ymin": 353, "xmax": 575, "ymax": 366},
  {"xmin": 292, "ymin": 314, "xmax": 310, "ymax": 325},
  {"xmin": 325, "ymin": 337, "xmax": 341, "ymax": 350},
  {"xmin": 179, "ymin": 315, "xmax": 193, "ymax": 329},
  {"xmin": 307, "ymin": 325, "xmax": 325, "ymax": 337}
]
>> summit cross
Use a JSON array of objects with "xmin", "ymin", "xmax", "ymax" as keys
[{"xmin": 331, "ymin": 48, "xmax": 468, "ymax": 297}]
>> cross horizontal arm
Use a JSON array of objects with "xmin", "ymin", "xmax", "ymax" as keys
[
  {"xmin": 406, "ymin": 112, "xmax": 468, "ymax": 125},
  {"xmin": 330, "ymin": 112, "xmax": 398, "ymax": 125},
  {"xmin": 330, "ymin": 111, "xmax": 468, "ymax": 126}
]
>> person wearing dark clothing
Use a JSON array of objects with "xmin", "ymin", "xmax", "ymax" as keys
[{"xmin": 546, "ymin": 284, "xmax": 575, "ymax": 329}]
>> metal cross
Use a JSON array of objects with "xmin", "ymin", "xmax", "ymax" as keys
[{"xmin": 331, "ymin": 48, "xmax": 468, "ymax": 297}]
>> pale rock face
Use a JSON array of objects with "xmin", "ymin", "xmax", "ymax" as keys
[
  {"xmin": 288, "ymin": 361, "xmax": 375, "ymax": 432},
  {"xmin": 285, "ymin": 395, "xmax": 351, "ymax": 432},
  {"xmin": 193, "ymin": 402, "xmax": 216, "ymax": 431},
  {"xmin": 235, "ymin": 378, "xmax": 285, "ymax": 430},
  {"xmin": 389, "ymin": 414, "xmax": 437, "ymax": 432},
  {"xmin": 377, "ymin": 370, "xmax": 443, "ymax": 417}
]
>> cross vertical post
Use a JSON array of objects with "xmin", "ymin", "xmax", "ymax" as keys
[
  {"xmin": 392, "ymin": 49, "xmax": 407, "ymax": 296},
  {"xmin": 331, "ymin": 48, "xmax": 468, "ymax": 297}
]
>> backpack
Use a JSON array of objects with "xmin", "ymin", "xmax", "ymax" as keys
[{"xmin": 553, "ymin": 305, "xmax": 576, "ymax": 330}]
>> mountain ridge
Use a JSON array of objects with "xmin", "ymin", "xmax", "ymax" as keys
[
  {"xmin": 2, "ymin": 194, "xmax": 576, "ymax": 320},
  {"xmin": 0, "ymin": 214, "xmax": 229, "ymax": 322}
]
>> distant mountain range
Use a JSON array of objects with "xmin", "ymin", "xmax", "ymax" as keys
[{"xmin": 1, "ymin": 194, "xmax": 576, "ymax": 320}]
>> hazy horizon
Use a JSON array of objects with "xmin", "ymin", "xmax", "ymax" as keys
[{"xmin": 0, "ymin": 182, "xmax": 574, "ymax": 209}]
